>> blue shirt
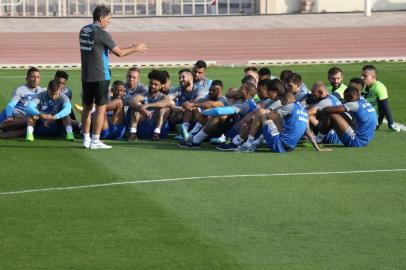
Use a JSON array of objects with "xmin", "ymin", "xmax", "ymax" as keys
[
  {"xmin": 280, "ymin": 102, "xmax": 309, "ymax": 149},
  {"xmin": 344, "ymin": 98, "xmax": 377, "ymax": 144}
]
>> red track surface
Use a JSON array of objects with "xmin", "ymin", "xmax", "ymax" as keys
[{"xmin": 1, "ymin": 26, "xmax": 406, "ymax": 65}]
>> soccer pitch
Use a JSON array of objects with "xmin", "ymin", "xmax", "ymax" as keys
[{"xmin": 0, "ymin": 63, "xmax": 406, "ymax": 269}]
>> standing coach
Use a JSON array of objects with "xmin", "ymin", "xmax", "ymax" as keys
[{"xmin": 80, "ymin": 5, "xmax": 147, "ymax": 149}]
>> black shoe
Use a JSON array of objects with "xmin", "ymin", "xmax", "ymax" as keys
[
  {"xmin": 178, "ymin": 140, "xmax": 201, "ymax": 149},
  {"xmin": 216, "ymin": 142, "xmax": 239, "ymax": 151},
  {"xmin": 127, "ymin": 133, "xmax": 137, "ymax": 141}
]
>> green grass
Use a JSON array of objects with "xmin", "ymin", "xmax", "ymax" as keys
[{"xmin": 0, "ymin": 63, "xmax": 406, "ymax": 270}]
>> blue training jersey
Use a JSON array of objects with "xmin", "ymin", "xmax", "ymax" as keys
[
  {"xmin": 344, "ymin": 98, "xmax": 377, "ymax": 144},
  {"xmin": 280, "ymin": 102, "xmax": 309, "ymax": 149}
]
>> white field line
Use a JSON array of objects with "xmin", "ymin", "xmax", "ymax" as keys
[
  {"xmin": 1, "ymin": 168, "xmax": 406, "ymax": 197},
  {"xmin": 382, "ymin": 119, "xmax": 406, "ymax": 131}
]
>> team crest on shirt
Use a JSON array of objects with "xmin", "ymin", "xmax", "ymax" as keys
[{"xmin": 82, "ymin": 27, "xmax": 92, "ymax": 34}]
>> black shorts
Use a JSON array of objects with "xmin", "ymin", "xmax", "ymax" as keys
[{"xmin": 82, "ymin": 80, "xmax": 110, "ymax": 106}]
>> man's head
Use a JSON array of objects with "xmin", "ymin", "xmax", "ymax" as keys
[
  {"xmin": 126, "ymin": 67, "xmax": 141, "ymax": 88},
  {"xmin": 208, "ymin": 80, "xmax": 223, "ymax": 101},
  {"xmin": 257, "ymin": 79, "xmax": 270, "ymax": 100},
  {"xmin": 280, "ymin": 70, "xmax": 293, "ymax": 82},
  {"xmin": 240, "ymin": 82, "xmax": 257, "ymax": 100},
  {"xmin": 349, "ymin": 77, "xmax": 365, "ymax": 94},
  {"xmin": 258, "ymin": 67, "xmax": 271, "ymax": 81},
  {"xmin": 284, "ymin": 73, "xmax": 302, "ymax": 94},
  {"xmin": 344, "ymin": 86, "xmax": 360, "ymax": 102},
  {"xmin": 26, "ymin": 67, "xmax": 40, "ymax": 89},
  {"xmin": 47, "ymin": 79, "xmax": 62, "ymax": 100},
  {"xmin": 93, "ymin": 5, "xmax": 112, "ymax": 29},
  {"xmin": 281, "ymin": 91, "xmax": 295, "ymax": 106},
  {"xmin": 361, "ymin": 65, "xmax": 377, "ymax": 87},
  {"xmin": 54, "ymin": 70, "xmax": 69, "ymax": 89},
  {"xmin": 111, "ymin": 80, "xmax": 125, "ymax": 99},
  {"xmin": 244, "ymin": 66, "xmax": 259, "ymax": 85},
  {"xmin": 148, "ymin": 70, "xmax": 166, "ymax": 95},
  {"xmin": 178, "ymin": 68, "xmax": 194, "ymax": 90},
  {"xmin": 311, "ymin": 81, "xmax": 329, "ymax": 101},
  {"xmin": 160, "ymin": 70, "xmax": 171, "ymax": 94},
  {"xmin": 327, "ymin": 67, "xmax": 344, "ymax": 89},
  {"xmin": 267, "ymin": 79, "xmax": 285, "ymax": 101},
  {"xmin": 192, "ymin": 60, "xmax": 207, "ymax": 82}
]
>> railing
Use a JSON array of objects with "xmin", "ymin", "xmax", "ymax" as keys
[{"xmin": 0, "ymin": 0, "xmax": 258, "ymax": 16}]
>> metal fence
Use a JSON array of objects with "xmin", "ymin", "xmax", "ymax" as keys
[{"xmin": 0, "ymin": 0, "xmax": 258, "ymax": 16}]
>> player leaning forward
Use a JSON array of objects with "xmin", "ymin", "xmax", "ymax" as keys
[{"xmin": 79, "ymin": 5, "xmax": 147, "ymax": 149}]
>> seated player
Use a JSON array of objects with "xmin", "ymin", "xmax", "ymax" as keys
[
  {"xmin": 178, "ymin": 82, "xmax": 257, "ymax": 149},
  {"xmin": 237, "ymin": 79, "xmax": 286, "ymax": 151},
  {"xmin": 169, "ymin": 68, "xmax": 209, "ymax": 138},
  {"xmin": 100, "ymin": 80, "xmax": 126, "ymax": 140},
  {"xmin": 241, "ymin": 91, "xmax": 326, "ymax": 153},
  {"xmin": 327, "ymin": 67, "xmax": 347, "ymax": 100},
  {"xmin": 25, "ymin": 79, "xmax": 73, "ymax": 141},
  {"xmin": 124, "ymin": 67, "xmax": 148, "ymax": 96},
  {"xmin": 127, "ymin": 70, "xmax": 172, "ymax": 140},
  {"xmin": 160, "ymin": 70, "xmax": 176, "ymax": 95},
  {"xmin": 180, "ymin": 80, "xmax": 227, "ymax": 140},
  {"xmin": 306, "ymin": 81, "xmax": 342, "ymax": 144},
  {"xmin": 361, "ymin": 65, "xmax": 398, "ymax": 131},
  {"xmin": 348, "ymin": 77, "xmax": 365, "ymax": 95},
  {"xmin": 244, "ymin": 66, "xmax": 259, "ymax": 87},
  {"xmin": 284, "ymin": 72, "xmax": 309, "ymax": 102},
  {"xmin": 0, "ymin": 67, "xmax": 46, "ymax": 138},
  {"xmin": 258, "ymin": 67, "xmax": 272, "ymax": 81},
  {"xmin": 192, "ymin": 60, "xmax": 212, "ymax": 93},
  {"xmin": 316, "ymin": 86, "xmax": 377, "ymax": 147}
]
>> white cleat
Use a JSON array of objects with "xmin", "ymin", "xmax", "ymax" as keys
[
  {"xmin": 90, "ymin": 141, "xmax": 112, "ymax": 150},
  {"xmin": 235, "ymin": 142, "xmax": 256, "ymax": 153},
  {"xmin": 83, "ymin": 140, "xmax": 91, "ymax": 149}
]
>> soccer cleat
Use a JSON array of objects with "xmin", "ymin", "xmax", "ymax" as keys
[
  {"xmin": 152, "ymin": 132, "xmax": 160, "ymax": 141},
  {"xmin": 177, "ymin": 140, "xmax": 201, "ymax": 149},
  {"xmin": 236, "ymin": 141, "xmax": 256, "ymax": 152},
  {"xmin": 216, "ymin": 142, "xmax": 239, "ymax": 151},
  {"xmin": 127, "ymin": 132, "xmax": 137, "ymax": 141},
  {"xmin": 210, "ymin": 134, "xmax": 226, "ymax": 144},
  {"xmin": 66, "ymin": 132, "xmax": 75, "ymax": 141},
  {"xmin": 25, "ymin": 133, "xmax": 34, "ymax": 142},
  {"xmin": 83, "ymin": 140, "xmax": 91, "ymax": 149},
  {"xmin": 74, "ymin": 104, "xmax": 83, "ymax": 114},
  {"xmin": 174, "ymin": 134, "xmax": 183, "ymax": 141},
  {"xmin": 389, "ymin": 125, "xmax": 400, "ymax": 132},
  {"xmin": 180, "ymin": 124, "xmax": 191, "ymax": 142},
  {"xmin": 90, "ymin": 141, "xmax": 112, "ymax": 150}
]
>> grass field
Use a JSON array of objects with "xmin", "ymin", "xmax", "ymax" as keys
[{"xmin": 0, "ymin": 63, "xmax": 406, "ymax": 269}]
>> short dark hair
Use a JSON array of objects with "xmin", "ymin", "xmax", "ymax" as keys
[
  {"xmin": 244, "ymin": 66, "xmax": 258, "ymax": 73},
  {"xmin": 344, "ymin": 86, "xmax": 360, "ymax": 99},
  {"xmin": 349, "ymin": 77, "xmax": 365, "ymax": 88},
  {"xmin": 27, "ymin": 67, "xmax": 40, "ymax": 77},
  {"xmin": 268, "ymin": 79, "xmax": 285, "ymax": 97},
  {"xmin": 241, "ymin": 75, "xmax": 256, "ymax": 84},
  {"xmin": 55, "ymin": 70, "xmax": 69, "ymax": 80},
  {"xmin": 194, "ymin": 60, "xmax": 207, "ymax": 69},
  {"xmin": 258, "ymin": 79, "xmax": 271, "ymax": 88},
  {"xmin": 93, "ymin": 5, "xmax": 111, "ymax": 21},
  {"xmin": 328, "ymin": 67, "xmax": 343, "ymax": 76},
  {"xmin": 112, "ymin": 80, "xmax": 125, "ymax": 88},
  {"xmin": 243, "ymin": 82, "xmax": 257, "ymax": 97},
  {"xmin": 362, "ymin": 64, "xmax": 377, "ymax": 74},
  {"xmin": 211, "ymin": 80, "xmax": 223, "ymax": 89},
  {"xmin": 280, "ymin": 70, "xmax": 293, "ymax": 82},
  {"xmin": 178, "ymin": 68, "xmax": 192, "ymax": 75},
  {"xmin": 148, "ymin": 70, "xmax": 167, "ymax": 84},
  {"xmin": 162, "ymin": 70, "xmax": 170, "ymax": 80},
  {"xmin": 258, "ymin": 67, "xmax": 271, "ymax": 76},
  {"xmin": 48, "ymin": 79, "xmax": 61, "ymax": 93},
  {"xmin": 285, "ymin": 73, "xmax": 302, "ymax": 85}
]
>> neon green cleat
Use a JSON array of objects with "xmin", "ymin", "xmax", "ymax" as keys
[
  {"xmin": 66, "ymin": 132, "xmax": 75, "ymax": 141},
  {"xmin": 25, "ymin": 133, "xmax": 34, "ymax": 142}
]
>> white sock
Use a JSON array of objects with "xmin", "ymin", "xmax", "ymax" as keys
[
  {"xmin": 316, "ymin": 132, "xmax": 326, "ymax": 144},
  {"xmin": 192, "ymin": 130, "xmax": 208, "ymax": 144},
  {"xmin": 83, "ymin": 133, "xmax": 91, "ymax": 142},
  {"xmin": 253, "ymin": 135, "xmax": 264, "ymax": 146},
  {"xmin": 66, "ymin": 125, "xmax": 73, "ymax": 133},
  {"xmin": 247, "ymin": 135, "xmax": 255, "ymax": 142},
  {"xmin": 189, "ymin": 122, "xmax": 203, "ymax": 134},
  {"xmin": 182, "ymin": 122, "xmax": 190, "ymax": 130},
  {"xmin": 154, "ymin": 128, "xmax": 161, "ymax": 134},
  {"xmin": 91, "ymin": 134, "xmax": 100, "ymax": 144},
  {"xmin": 27, "ymin": 126, "xmax": 34, "ymax": 134},
  {"xmin": 130, "ymin": 127, "xmax": 137, "ymax": 133},
  {"xmin": 232, "ymin": 135, "xmax": 243, "ymax": 145}
]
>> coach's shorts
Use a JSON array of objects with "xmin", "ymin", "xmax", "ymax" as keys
[
  {"xmin": 138, "ymin": 118, "xmax": 169, "ymax": 139},
  {"xmin": 262, "ymin": 122, "xmax": 289, "ymax": 153},
  {"xmin": 101, "ymin": 124, "xmax": 126, "ymax": 140},
  {"xmin": 34, "ymin": 119, "xmax": 64, "ymax": 137},
  {"xmin": 82, "ymin": 80, "xmax": 110, "ymax": 106},
  {"xmin": 339, "ymin": 127, "xmax": 368, "ymax": 147}
]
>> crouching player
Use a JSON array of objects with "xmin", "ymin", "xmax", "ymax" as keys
[
  {"xmin": 127, "ymin": 70, "xmax": 172, "ymax": 140},
  {"xmin": 316, "ymin": 86, "xmax": 377, "ymax": 147},
  {"xmin": 100, "ymin": 80, "xmax": 126, "ymax": 140},
  {"xmin": 25, "ymin": 80, "xmax": 74, "ymax": 141}
]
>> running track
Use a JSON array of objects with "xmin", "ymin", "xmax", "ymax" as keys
[{"xmin": 1, "ymin": 25, "xmax": 406, "ymax": 65}]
